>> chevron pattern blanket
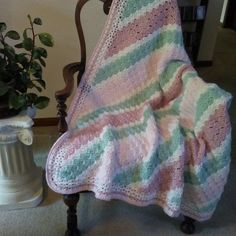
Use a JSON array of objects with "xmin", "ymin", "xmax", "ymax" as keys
[{"xmin": 46, "ymin": 0, "xmax": 232, "ymax": 221}]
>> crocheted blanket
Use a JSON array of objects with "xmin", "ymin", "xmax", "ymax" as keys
[{"xmin": 46, "ymin": 0, "xmax": 232, "ymax": 221}]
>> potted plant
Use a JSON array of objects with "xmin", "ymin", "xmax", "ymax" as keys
[{"xmin": 0, "ymin": 15, "xmax": 53, "ymax": 119}]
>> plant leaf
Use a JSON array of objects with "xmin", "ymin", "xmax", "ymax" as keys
[
  {"xmin": 4, "ymin": 44, "xmax": 15, "ymax": 59},
  {"xmin": 38, "ymin": 33, "xmax": 54, "ymax": 47},
  {"xmin": 31, "ymin": 61, "xmax": 42, "ymax": 78},
  {"xmin": 0, "ymin": 22, "xmax": 7, "ymax": 32},
  {"xmin": 9, "ymin": 92, "xmax": 26, "ymax": 110},
  {"xmin": 15, "ymin": 43, "xmax": 23, "ymax": 48},
  {"xmin": 0, "ymin": 81, "xmax": 9, "ymax": 96},
  {"xmin": 33, "ymin": 48, "xmax": 47, "ymax": 60},
  {"xmin": 23, "ymin": 29, "xmax": 28, "ymax": 40},
  {"xmin": 38, "ymin": 57, "xmax": 46, "ymax": 67},
  {"xmin": 23, "ymin": 37, "xmax": 33, "ymax": 51},
  {"xmin": 34, "ymin": 79, "xmax": 46, "ymax": 89},
  {"xmin": 19, "ymin": 73, "xmax": 29, "ymax": 85},
  {"xmin": 33, "ymin": 71, "xmax": 42, "ymax": 79},
  {"xmin": 32, "ymin": 49, "xmax": 40, "ymax": 59},
  {"xmin": 33, "ymin": 18, "xmax": 42, "ymax": 25},
  {"xmin": 36, "ymin": 47, "xmax": 47, "ymax": 58},
  {"xmin": 34, "ymin": 96, "xmax": 49, "ymax": 109},
  {"xmin": 26, "ymin": 81, "xmax": 34, "ymax": 89},
  {"xmin": 32, "ymin": 82, "xmax": 43, "ymax": 92},
  {"xmin": 6, "ymin": 30, "xmax": 20, "ymax": 40},
  {"xmin": 26, "ymin": 93, "xmax": 38, "ymax": 102},
  {"xmin": 0, "ymin": 57, "xmax": 6, "ymax": 69},
  {"xmin": 16, "ymin": 53, "xmax": 29, "ymax": 67}
]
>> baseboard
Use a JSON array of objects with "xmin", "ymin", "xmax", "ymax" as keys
[
  {"xmin": 33, "ymin": 117, "xmax": 59, "ymax": 126},
  {"xmin": 195, "ymin": 60, "xmax": 213, "ymax": 67}
]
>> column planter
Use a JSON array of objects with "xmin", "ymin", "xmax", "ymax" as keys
[{"xmin": 0, "ymin": 115, "xmax": 43, "ymax": 210}]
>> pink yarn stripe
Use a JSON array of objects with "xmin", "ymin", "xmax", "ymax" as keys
[
  {"xmin": 185, "ymin": 138, "xmax": 205, "ymax": 166},
  {"xmin": 70, "ymin": 45, "xmax": 187, "ymax": 122},
  {"xmin": 105, "ymin": 1, "xmax": 181, "ymax": 58},
  {"xmin": 58, "ymin": 110, "xmax": 160, "ymax": 168},
  {"xmin": 158, "ymin": 115, "xmax": 180, "ymax": 140},
  {"xmin": 62, "ymin": 105, "xmax": 157, "ymax": 158},
  {"xmin": 183, "ymin": 167, "xmax": 229, "ymax": 204},
  {"xmin": 162, "ymin": 65, "xmax": 189, "ymax": 104},
  {"xmin": 202, "ymin": 105, "xmax": 231, "ymax": 151},
  {"xmin": 134, "ymin": 159, "xmax": 184, "ymax": 194}
]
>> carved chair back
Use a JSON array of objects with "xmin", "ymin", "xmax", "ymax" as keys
[
  {"xmin": 56, "ymin": 0, "xmax": 112, "ymax": 133},
  {"xmin": 56, "ymin": 0, "xmax": 208, "ymax": 134},
  {"xmin": 54, "ymin": 2, "xmax": 209, "ymax": 234}
]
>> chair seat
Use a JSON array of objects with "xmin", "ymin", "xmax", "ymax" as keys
[
  {"xmin": 47, "ymin": 60, "xmax": 231, "ymax": 222},
  {"xmin": 47, "ymin": 0, "xmax": 231, "ymax": 228}
]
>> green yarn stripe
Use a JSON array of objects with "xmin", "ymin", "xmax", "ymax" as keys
[
  {"xmin": 159, "ymin": 61, "xmax": 184, "ymax": 88},
  {"xmin": 182, "ymin": 70, "xmax": 198, "ymax": 85},
  {"xmin": 113, "ymin": 126, "xmax": 183, "ymax": 186},
  {"xmin": 169, "ymin": 194, "xmax": 182, "ymax": 207},
  {"xmin": 153, "ymin": 101, "xmax": 180, "ymax": 120},
  {"xmin": 195, "ymin": 86, "xmax": 227, "ymax": 124},
  {"xmin": 58, "ymin": 139, "xmax": 105, "ymax": 181},
  {"xmin": 184, "ymin": 197, "xmax": 219, "ymax": 214},
  {"xmin": 122, "ymin": 0, "xmax": 156, "ymax": 20},
  {"xmin": 93, "ymin": 29, "xmax": 183, "ymax": 85},
  {"xmin": 78, "ymin": 58, "xmax": 182, "ymax": 128},
  {"xmin": 184, "ymin": 138, "xmax": 231, "ymax": 185},
  {"xmin": 198, "ymin": 198, "xmax": 219, "ymax": 213},
  {"xmin": 59, "ymin": 107, "xmax": 156, "ymax": 181},
  {"xmin": 77, "ymin": 78, "xmax": 162, "ymax": 128}
]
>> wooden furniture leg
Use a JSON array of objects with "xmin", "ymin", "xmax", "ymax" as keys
[
  {"xmin": 63, "ymin": 194, "xmax": 80, "ymax": 236},
  {"xmin": 180, "ymin": 216, "xmax": 196, "ymax": 234}
]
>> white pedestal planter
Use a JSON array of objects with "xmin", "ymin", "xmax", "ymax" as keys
[{"xmin": 0, "ymin": 115, "xmax": 43, "ymax": 210}]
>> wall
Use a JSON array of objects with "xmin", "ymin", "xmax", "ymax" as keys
[
  {"xmin": 0, "ymin": 0, "xmax": 107, "ymax": 118},
  {"xmin": 198, "ymin": 0, "xmax": 224, "ymax": 61}
]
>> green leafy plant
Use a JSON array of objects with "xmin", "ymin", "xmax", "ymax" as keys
[{"xmin": 0, "ymin": 15, "xmax": 53, "ymax": 113}]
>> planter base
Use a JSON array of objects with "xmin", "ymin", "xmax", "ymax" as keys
[
  {"xmin": 0, "ymin": 178, "xmax": 43, "ymax": 210},
  {"xmin": 0, "ymin": 115, "xmax": 43, "ymax": 210}
]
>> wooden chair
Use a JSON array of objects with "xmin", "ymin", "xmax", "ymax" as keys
[{"xmin": 55, "ymin": 1, "xmax": 209, "ymax": 235}]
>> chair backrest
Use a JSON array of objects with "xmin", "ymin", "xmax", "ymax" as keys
[
  {"xmin": 74, "ymin": 0, "xmax": 112, "ymax": 85},
  {"xmin": 75, "ymin": 0, "xmax": 208, "ymax": 70},
  {"xmin": 55, "ymin": 0, "xmax": 112, "ymax": 134},
  {"xmin": 56, "ymin": 0, "xmax": 208, "ymax": 133}
]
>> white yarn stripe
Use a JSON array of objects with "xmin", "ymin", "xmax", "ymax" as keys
[
  {"xmin": 131, "ymin": 140, "xmax": 185, "ymax": 188},
  {"xmin": 188, "ymin": 132, "xmax": 231, "ymax": 173},
  {"xmin": 117, "ymin": 0, "xmax": 168, "ymax": 30},
  {"xmin": 102, "ymin": 24, "xmax": 182, "ymax": 67},
  {"xmin": 185, "ymin": 167, "xmax": 229, "ymax": 202},
  {"xmin": 195, "ymin": 96, "xmax": 229, "ymax": 135}
]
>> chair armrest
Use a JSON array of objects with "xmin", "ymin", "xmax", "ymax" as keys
[
  {"xmin": 56, "ymin": 61, "xmax": 85, "ymax": 134},
  {"xmin": 56, "ymin": 0, "xmax": 112, "ymax": 134},
  {"xmin": 55, "ymin": 62, "xmax": 85, "ymax": 100}
]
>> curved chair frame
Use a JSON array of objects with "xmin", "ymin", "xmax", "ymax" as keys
[
  {"xmin": 56, "ymin": 0, "xmax": 112, "ymax": 135},
  {"xmin": 55, "ymin": 0, "xmax": 209, "ymax": 235}
]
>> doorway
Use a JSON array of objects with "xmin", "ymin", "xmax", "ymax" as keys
[{"xmin": 224, "ymin": 0, "xmax": 236, "ymax": 30}]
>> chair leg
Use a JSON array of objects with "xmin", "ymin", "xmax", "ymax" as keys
[
  {"xmin": 180, "ymin": 216, "xmax": 196, "ymax": 235},
  {"xmin": 63, "ymin": 193, "xmax": 80, "ymax": 236}
]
